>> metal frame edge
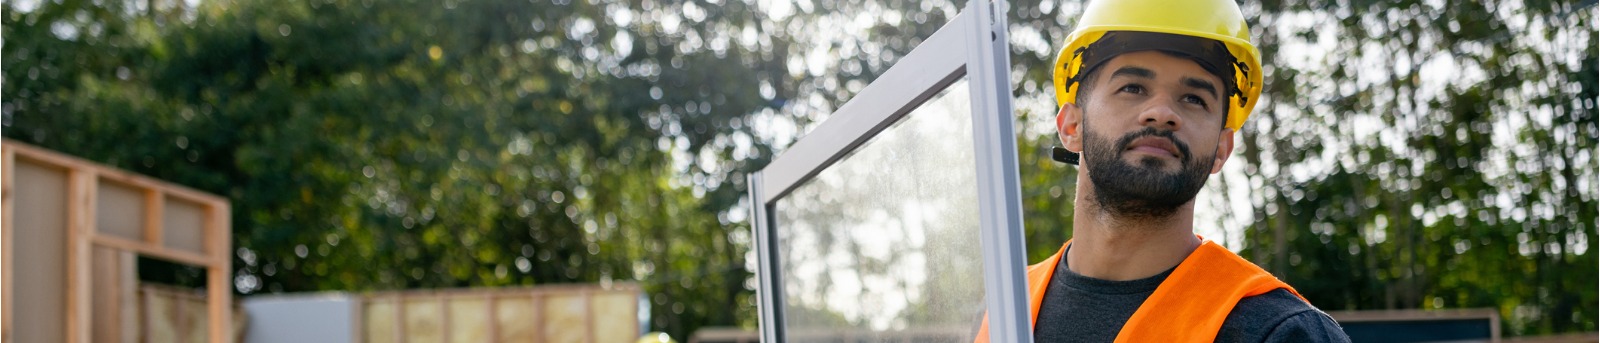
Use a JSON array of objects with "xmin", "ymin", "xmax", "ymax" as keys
[
  {"xmin": 748, "ymin": 171, "xmax": 783, "ymax": 343},
  {"xmin": 966, "ymin": 0, "xmax": 1033, "ymax": 342},
  {"xmin": 759, "ymin": 12, "xmax": 973, "ymax": 204}
]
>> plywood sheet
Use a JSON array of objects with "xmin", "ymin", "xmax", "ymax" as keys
[
  {"xmin": 591, "ymin": 292, "xmax": 638, "ymax": 343},
  {"xmin": 142, "ymin": 285, "xmax": 212, "ymax": 343},
  {"xmin": 91, "ymin": 248, "xmax": 138, "ymax": 343},
  {"xmin": 186, "ymin": 295, "xmax": 210, "ymax": 343},
  {"xmin": 364, "ymin": 299, "xmax": 398, "ymax": 343},
  {"xmin": 403, "ymin": 298, "xmax": 445, "ymax": 343},
  {"xmin": 446, "ymin": 298, "xmax": 489, "ymax": 343},
  {"xmin": 12, "ymin": 159, "xmax": 69, "ymax": 343},
  {"xmin": 493, "ymin": 295, "xmax": 538, "ymax": 343},
  {"xmin": 95, "ymin": 179, "xmax": 144, "ymax": 240},
  {"xmin": 162, "ymin": 197, "xmax": 206, "ymax": 254},
  {"xmin": 543, "ymin": 293, "xmax": 588, "ymax": 343},
  {"xmin": 144, "ymin": 288, "xmax": 180, "ymax": 342}
]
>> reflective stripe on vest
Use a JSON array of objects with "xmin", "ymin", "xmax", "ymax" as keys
[{"xmin": 972, "ymin": 238, "xmax": 1306, "ymax": 342}]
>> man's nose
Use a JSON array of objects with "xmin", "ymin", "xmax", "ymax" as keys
[{"xmin": 1136, "ymin": 100, "xmax": 1183, "ymax": 131}]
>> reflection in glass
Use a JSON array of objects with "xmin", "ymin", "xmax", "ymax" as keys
[{"xmin": 775, "ymin": 80, "xmax": 981, "ymax": 342}]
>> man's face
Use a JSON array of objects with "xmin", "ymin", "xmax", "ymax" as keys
[{"xmin": 1057, "ymin": 51, "xmax": 1236, "ymax": 218}]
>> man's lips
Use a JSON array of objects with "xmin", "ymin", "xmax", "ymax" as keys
[{"xmin": 1125, "ymin": 136, "xmax": 1181, "ymax": 159}]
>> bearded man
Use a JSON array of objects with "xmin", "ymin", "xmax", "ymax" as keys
[{"xmin": 975, "ymin": 0, "xmax": 1352, "ymax": 341}]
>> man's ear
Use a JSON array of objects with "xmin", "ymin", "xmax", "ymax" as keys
[
  {"xmin": 1210, "ymin": 128, "xmax": 1236, "ymax": 174},
  {"xmin": 1057, "ymin": 102, "xmax": 1083, "ymax": 153}
]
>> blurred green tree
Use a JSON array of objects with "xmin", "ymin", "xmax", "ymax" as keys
[
  {"xmin": 1229, "ymin": 0, "xmax": 1598, "ymax": 336},
  {"xmin": 4, "ymin": 0, "xmax": 788, "ymax": 338}
]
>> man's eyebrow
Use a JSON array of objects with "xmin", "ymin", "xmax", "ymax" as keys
[
  {"xmin": 1182, "ymin": 77, "xmax": 1219, "ymax": 100},
  {"xmin": 1109, "ymin": 66, "xmax": 1154, "ymax": 79}
]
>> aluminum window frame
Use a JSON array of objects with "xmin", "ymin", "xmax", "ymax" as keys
[{"xmin": 747, "ymin": 0, "xmax": 1031, "ymax": 341}]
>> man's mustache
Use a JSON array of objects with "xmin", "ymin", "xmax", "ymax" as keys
[{"xmin": 1116, "ymin": 127, "xmax": 1191, "ymax": 162}]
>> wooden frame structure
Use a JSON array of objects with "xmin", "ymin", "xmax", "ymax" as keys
[
  {"xmin": 242, "ymin": 284, "xmax": 643, "ymax": 343},
  {"xmin": 2, "ymin": 139, "xmax": 233, "ymax": 343},
  {"xmin": 358, "ymin": 284, "xmax": 643, "ymax": 343}
]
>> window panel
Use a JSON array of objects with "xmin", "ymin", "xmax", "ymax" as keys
[{"xmin": 774, "ymin": 80, "xmax": 982, "ymax": 342}]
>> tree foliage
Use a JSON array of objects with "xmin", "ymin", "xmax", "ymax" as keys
[
  {"xmin": 1231, "ymin": 0, "xmax": 1598, "ymax": 335},
  {"xmin": 6, "ymin": 0, "xmax": 785, "ymax": 337}
]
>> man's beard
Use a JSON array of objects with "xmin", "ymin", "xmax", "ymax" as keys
[{"xmin": 1082, "ymin": 124, "xmax": 1214, "ymax": 219}]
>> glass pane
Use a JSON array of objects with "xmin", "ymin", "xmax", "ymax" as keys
[{"xmin": 774, "ymin": 79, "xmax": 981, "ymax": 342}]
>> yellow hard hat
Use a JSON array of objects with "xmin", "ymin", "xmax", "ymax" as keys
[{"xmin": 1053, "ymin": 0, "xmax": 1263, "ymax": 131}]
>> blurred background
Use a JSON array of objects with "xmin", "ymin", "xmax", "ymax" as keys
[{"xmin": 2, "ymin": 0, "xmax": 1594, "ymax": 340}]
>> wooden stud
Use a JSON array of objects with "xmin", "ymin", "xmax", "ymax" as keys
[
  {"xmin": 89, "ymin": 235, "xmax": 211, "ymax": 267},
  {"xmin": 439, "ymin": 294, "xmax": 450, "ymax": 343},
  {"xmin": 3, "ymin": 144, "xmax": 14, "ymax": 343},
  {"xmin": 4, "ymin": 141, "xmax": 225, "ymax": 206},
  {"xmin": 143, "ymin": 190, "xmax": 163, "ymax": 246},
  {"xmin": 90, "ymin": 248, "xmax": 119, "ymax": 343},
  {"xmin": 79, "ymin": 164, "xmax": 222, "ymax": 206},
  {"xmin": 118, "ymin": 251, "xmax": 137, "ymax": 343},
  {"xmin": 205, "ymin": 203, "xmax": 232, "ymax": 343},
  {"xmin": 65, "ymin": 170, "xmax": 96, "ymax": 343},
  {"xmin": 583, "ymin": 289, "xmax": 595, "ymax": 343},
  {"xmin": 485, "ymin": 292, "xmax": 498, "ymax": 343},
  {"xmin": 531, "ymin": 290, "xmax": 544, "ymax": 343},
  {"xmin": 432, "ymin": 293, "xmax": 444, "ymax": 343},
  {"xmin": 395, "ymin": 297, "xmax": 406, "ymax": 343},
  {"xmin": 2, "ymin": 143, "xmax": 88, "ymax": 175},
  {"xmin": 349, "ymin": 294, "xmax": 364, "ymax": 343}
]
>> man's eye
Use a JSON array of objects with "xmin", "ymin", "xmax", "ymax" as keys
[
  {"xmin": 1118, "ymin": 84, "xmax": 1145, "ymax": 94},
  {"xmin": 1183, "ymin": 95, "xmax": 1208, "ymax": 107}
]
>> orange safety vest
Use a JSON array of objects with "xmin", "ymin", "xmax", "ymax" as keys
[{"xmin": 973, "ymin": 238, "xmax": 1307, "ymax": 342}]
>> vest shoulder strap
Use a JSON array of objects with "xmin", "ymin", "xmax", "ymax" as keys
[
  {"xmin": 972, "ymin": 241, "xmax": 1068, "ymax": 343},
  {"xmin": 1113, "ymin": 240, "xmax": 1304, "ymax": 343}
]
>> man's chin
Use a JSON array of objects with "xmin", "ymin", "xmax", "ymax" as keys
[
  {"xmin": 1125, "ymin": 155, "xmax": 1184, "ymax": 173},
  {"xmin": 1087, "ymin": 159, "xmax": 1211, "ymax": 217}
]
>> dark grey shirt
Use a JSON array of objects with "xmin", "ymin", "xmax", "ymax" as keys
[{"xmin": 1032, "ymin": 248, "xmax": 1350, "ymax": 343}]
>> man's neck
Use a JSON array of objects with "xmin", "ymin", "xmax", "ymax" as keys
[{"xmin": 1066, "ymin": 179, "xmax": 1203, "ymax": 281}]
